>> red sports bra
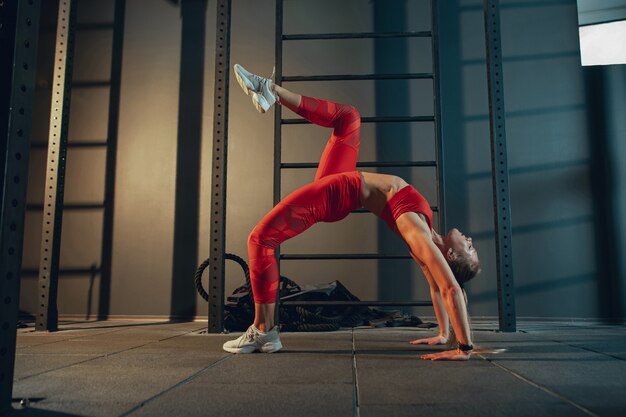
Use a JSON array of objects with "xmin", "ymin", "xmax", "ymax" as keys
[{"xmin": 379, "ymin": 185, "xmax": 433, "ymax": 232}]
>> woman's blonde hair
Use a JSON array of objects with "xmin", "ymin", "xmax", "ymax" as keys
[{"xmin": 449, "ymin": 255, "xmax": 482, "ymax": 287}]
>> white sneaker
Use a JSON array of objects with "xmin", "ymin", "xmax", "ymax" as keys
[
  {"xmin": 233, "ymin": 64, "xmax": 277, "ymax": 113},
  {"xmin": 222, "ymin": 324, "xmax": 283, "ymax": 354}
]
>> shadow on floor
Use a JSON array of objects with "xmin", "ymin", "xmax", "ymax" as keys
[
  {"xmin": 17, "ymin": 319, "xmax": 201, "ymax": 332},
  {"xmin": 7, "ymin": 405, "xmax": 83, "ymax": 417}
]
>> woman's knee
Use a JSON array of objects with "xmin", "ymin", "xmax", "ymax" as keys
[
  {"xmin": 247, "ymin": 225, "xmax": 277, "ymax": 252},
  {"xmin": 334, "ymin": 105, "xmax": 361, "ymax": 139},
  {"xmin": 343, "ymin": 105, "xmax": 361, "ymax": 124},
  {"xmin": 247, "ymin": 227, "xmax": 262, "ymax": 248}
]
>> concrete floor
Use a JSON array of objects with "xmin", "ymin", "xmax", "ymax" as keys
[{"xmin": 5, "ymin": 319, "xmax": 626, "ymax": 417}]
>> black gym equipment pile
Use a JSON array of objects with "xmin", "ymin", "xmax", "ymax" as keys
[{"xmin": 195, "ymin": 254, "xmax": 436, "ymax": 332}]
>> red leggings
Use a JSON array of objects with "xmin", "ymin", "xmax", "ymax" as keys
[{"xmin": 248, "ymin": 96, "xmax": 361, "ymax": 303}]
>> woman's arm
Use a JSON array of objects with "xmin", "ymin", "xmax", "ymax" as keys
[
  {"xmin": 396, "ymin": 214, "xmax": 473, "ymax": 360},
  {"xmin": 428, "ymin": 286, "xmax": 450, "ymax": 341},
  {"xmin": 420, "ymin": 276, "xmax": 472, "ymax": 360},
  {"xmin": 422, "ymin": 250, "xmax": 472, "ymax": 343},
  {"xmin": 409, "ymin": 260, "xmax": 449, "ymax": 345}
]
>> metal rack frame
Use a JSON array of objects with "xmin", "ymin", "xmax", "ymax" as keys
[
  {"xmin": 269, "ymin": 0, "xmax": 445, "ymax": 312},
  {"xmin": 483, "ymin": 0, "xmax": 516, "ymax": 332},
  {"xmin": 0, "ymin": 0, "xmax": 42, "ymax": 411},
  {"xmin": 207, "ymin": 0, "xmax": 232, "ymax": 333},
  {"xmin": 206, "ymin": 0, "xmax": 516, "ymax": 332},
  {"xmin": 26, "ymin": 0, "xmax": 126, "ymax": 325},
  {"xmin": 36, "ymin": 0, "xmax": 77, "ymax": 332},
  {"xmin": 0, "ymin": 0, "xmax": 515, "ymax": 340}
]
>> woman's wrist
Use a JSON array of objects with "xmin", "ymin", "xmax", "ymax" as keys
[{"xmin": 457, "ymin": 342, "xmax": 474, "ymax": 353}]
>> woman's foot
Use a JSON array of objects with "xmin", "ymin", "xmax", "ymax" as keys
[
  {"xmin": 222, "ymin": 324, "xmax": 282, "ymax": 353},
  {"xmin": 233, "ymin": 64, "xmax": 277, "ymax": 113}
]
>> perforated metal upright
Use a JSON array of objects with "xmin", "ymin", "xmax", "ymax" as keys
[
  {"xmin": 0, "ymin": 0, "xmax": 41, "ymax": 410},
  {"xmin": 208, "ymin": 0, "xmax": 232, "ymax": 333},
  {"xmin": 36, "ymin": 0, "xmax": 78, "ymax": 332},
  {"xmin": 484, "ymin": 0, "xmax": 516, "ymax": 332},
  {"xmin": 274, "ymin": 0, "xmax": 445, "ymax": 310}
]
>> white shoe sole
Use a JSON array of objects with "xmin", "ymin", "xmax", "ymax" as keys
[
  {"xmin": 222, "ymin": 340, "xmax": 282, "ymax": 354},
  {"xmin": 223, "ymin": 344, "xmax": 257, "ymax": 354},
  {"xmin": 252, "ymin": 93, "xmax": 271, "ymax": 114},
  {"xmin": 260, "ymin": 340, "xmax": 282, "ymax": 353}
]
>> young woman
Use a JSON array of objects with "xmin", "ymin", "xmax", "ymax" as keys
[{"xmin": 223, "ymin": 65, "xmax": 481, "ymax": 361}]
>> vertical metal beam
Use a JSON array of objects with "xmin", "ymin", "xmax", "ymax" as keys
[
  {"xmin": 0, "ymin": 0, "xmax": 41, "ymax": 411},
  {"xmin": 273, "ymin": 0, "xmax": 283, "ymax": 317},
  {"xmin": 36, "ymin": 0, "xmax": 77, "ymax": 332},
  {"xmin": 208, "ymin": 0, "xmax": 231, "ymax": 333},
  {"xmin": 273, "ymin": 1, "xmax": 283, "ymax": 210},
  {"xmin": 483, "ymin": 0, "xmax": 516, "ymax": 332},
  {"xmin": 431, "ymin": 0, "xmax": 446, "ymax": 233}
]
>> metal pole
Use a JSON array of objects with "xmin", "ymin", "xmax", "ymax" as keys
[
  {"xmin": 431, "ymin": 0, "xmax": 446, "ymax": 233},
  {"xmin": 208, "ymin": 0, "xmax": 231, "ymax": 333},
  {"xmin": 273, "ymin": 0, "xmax": 283, "ymax": 320},
  {"xmin": 36, "ymin": 0, "xmax": 78, "ymax": 332},
  {"xmin": 483, "ymin": 0, "xmax": 516, "ymax": 332},
  {"xmin": 273, "ymin": 1, "xmax": 283, "ymax": 218},
  {"xmin": 0, "ymin": 0, "xmax": 41, "ymax": 411}
]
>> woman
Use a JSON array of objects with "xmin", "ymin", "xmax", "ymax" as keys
[{"xmin": 223, "ymin": 65, "xmax": 481, "ymax": 361}]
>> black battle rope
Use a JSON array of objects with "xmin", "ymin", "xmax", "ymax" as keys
[
  {"xmin": 194, "ymin": 253, "xmax": 250, "ymax": 302},
  {"xmin": 195, "ymin": 255, "xmax": 364, "ymax": 332}
]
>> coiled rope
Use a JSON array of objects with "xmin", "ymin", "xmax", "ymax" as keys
[
  {"xmin": 195, "ymin": 254, "xmax": 367, "ymax": 332},
  {"xmin": 194, "ymin": 253, "xmax": 250, "ymax": 302}
]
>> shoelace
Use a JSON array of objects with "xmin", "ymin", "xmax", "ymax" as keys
[
  {"xmin": 255, "ymin": 67, "xmax": 273, "ymax": 89},
  {"xmin": 247, "ymin": 67, "xmax": 276, "ymax": 98},
  {"xmin": 264, "ymin": 67, "xmax": 277, "ymax": 100},
  {"xmin": 250, "ymin": 68, "xmax": 273, "ymax": 90},
  {"xmin": 238, "ymin": 326, "xmax": 257, "ymax": 347}
]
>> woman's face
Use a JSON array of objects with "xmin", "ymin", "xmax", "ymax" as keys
[{"xmin": 446, "ymin": 228, "xmax": 478, "ymax": 263}]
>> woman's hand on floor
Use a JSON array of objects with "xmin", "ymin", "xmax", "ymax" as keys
[
  {"xmin": 409, "ymin": 335, "xmax": 448, "ymax": 345},
  {"xmin": 420, "ymin": 349, "xmax": 471, "ymax": 361}
]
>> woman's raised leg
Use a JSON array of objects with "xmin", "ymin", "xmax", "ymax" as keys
[
  {"xmin": 234, "ymin": 64, "xmax": 362, "ymax": 179},
  {"xmin": 274, "ymin": 84, "xmax": 361, "ymax": 180}
]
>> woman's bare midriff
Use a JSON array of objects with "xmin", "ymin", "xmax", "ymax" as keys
[
  {"xmin": 358, "ymin": 171, "xmax": 431, "ymax": 234},
  {"xmin": 358, "ymin": 171, "xmax": 408, "ymax": 216}
]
